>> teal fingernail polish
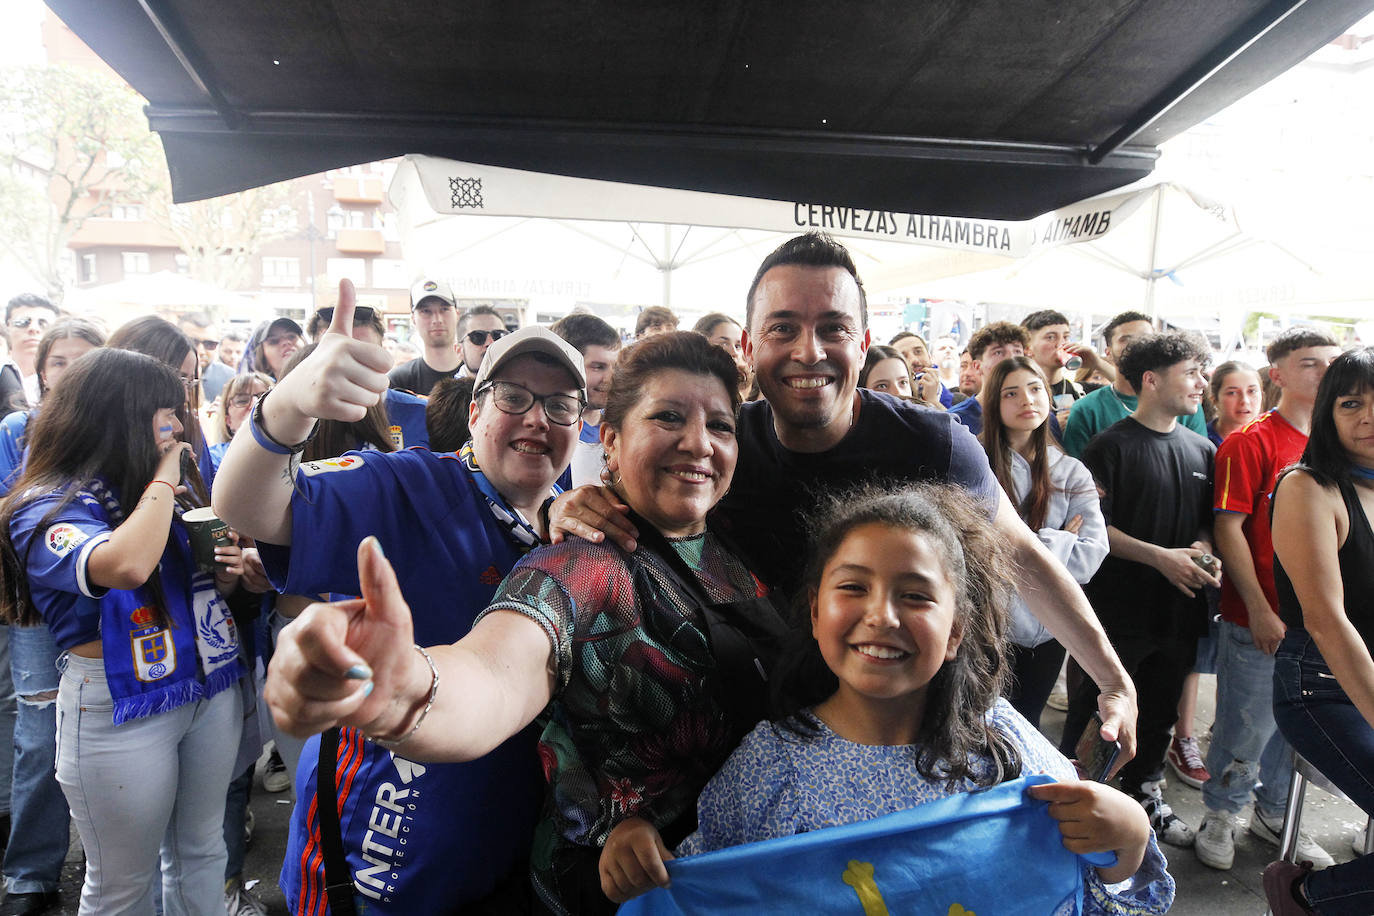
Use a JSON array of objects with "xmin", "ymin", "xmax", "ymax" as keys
[
  {"xmin": 345, "ymin": 663, "xmax": 372, "ymax": 680},
  {"xmin": 361, "ymin": 680, "xmax": 374, "ymax": 697}
]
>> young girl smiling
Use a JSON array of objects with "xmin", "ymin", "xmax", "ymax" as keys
[{"xmin": 665, "ymin": 484, "xmax": 1172, "ymax": 915}]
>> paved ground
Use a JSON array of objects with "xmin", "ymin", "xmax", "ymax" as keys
[{"xmin": 13, "ymin": 673, "xmax": 1370, "ymax": 914}]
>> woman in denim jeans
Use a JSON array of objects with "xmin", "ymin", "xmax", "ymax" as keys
[
  {"xmin": 0, "ymin": 318, "xmax": 104, "ymax": 916},
  {"xmin": 0, "ymin": 349, "xmax": 248, "ymax": 915},
  {"xmin": 1267, "ymin": 347, "xmax": 1374, "ymax": 915}
]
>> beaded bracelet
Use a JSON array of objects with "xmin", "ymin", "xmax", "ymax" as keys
[
  {"xmin": 367, "ymin": 644, "xmax": 440, "ymax": 749},
  {"xmin": 249, "ymin": 390, "xmax": 319, "ymax": 455}
]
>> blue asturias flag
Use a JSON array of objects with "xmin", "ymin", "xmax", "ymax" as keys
[{"xmin": 621, "ymin": 775, "xmax": 1113, "ymax": 916}]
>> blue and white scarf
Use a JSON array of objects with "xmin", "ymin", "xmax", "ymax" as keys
[
  {"xmin": 85, "ymin": 479, "xmax": 243, "ymax": 724},
  {"xmin": 458, "ymin": 442, "xmax": 560, "ymax": 549}
]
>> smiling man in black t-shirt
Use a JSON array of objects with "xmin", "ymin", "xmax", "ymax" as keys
[{"xmin": 553, "ymin": 232, "xmax": 1140, "ymax": 765}]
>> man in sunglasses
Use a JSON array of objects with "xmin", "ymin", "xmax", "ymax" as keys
[
  {"xmin": 388, "ymin": 278, "xmax": 466, "ymax": 395},
  {"xmin": 456, "ymin": 304, "xmax": 512, "ymax": 377},
  {"xmin": 0, "ymin": 294, "xmax": 58, "ymax": 412}
]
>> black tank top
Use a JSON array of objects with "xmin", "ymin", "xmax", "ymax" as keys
[{"xmin": 1275, "ymin": 477, "xmax": 1374, "ymax": 649}]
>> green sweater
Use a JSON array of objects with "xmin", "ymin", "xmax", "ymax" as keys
[{"xmin": 1061, "ymin": 385, "xmax": 1209, "ymax": 458}]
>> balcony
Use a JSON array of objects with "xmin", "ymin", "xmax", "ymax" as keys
[
  {"xmin": 335, "ymin": 228, "xmax": 386, "ymax": 255},
  {"xmin": 333, "ymin": 177, "xmax": 385, "ymax": 204}
]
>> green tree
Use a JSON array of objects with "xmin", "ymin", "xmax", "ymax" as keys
[{"xmin": 0, "ymin": 64, "xmax": 160, "ymax": 303}]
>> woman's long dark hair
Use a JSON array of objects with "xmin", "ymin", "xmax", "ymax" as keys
[
  {"xmin": 279, "ymin": 343, "xmax": 395, "ymax": 459},
  {"xmin": 979, "ymin": 356, "xmax": 1054, "ymax": 529},
  {"xmin": 1286, "ymin": 347, "xmax": 1374, "ymax": 490},
  {"xmin": 770, "ymin": 481, "xmax": 1022, "ymax": 791},
  {"xmin": 107, "ymin": 316, "xmax": 210, "ymax": 504},
  {"xmin": 0, "ymin": 349, "xmax": 187, "ymax": 625}
]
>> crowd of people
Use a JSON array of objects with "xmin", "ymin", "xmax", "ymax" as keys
[{"xmin": 0, "ymin": 231, "xmax": 1366, "ymax": 916}]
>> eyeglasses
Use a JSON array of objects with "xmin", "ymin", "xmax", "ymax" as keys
[
  {"xmin": 10, "ymin": 317, "xmax": 52, "ymax": 330},
  {"xmin": 465, "ymin": 329, "xmax": 509, "ymax": 346},
  {"xmin": 194, "ymin": 338, "xmax": 219, "ymax": 350},
  {"xmin": 315, "ymin": 306, "xmax": 376, "ymax": 324},
  {"xmin": 263, "ymin": 335, "xmax": 299, "ymax": 348},
  {"xmin": 476, "ymin": 380, "xmax": 583, "ymax": 426},
  {"xmin": 180, "ymin": 375, "xmax": 200, "ymax": 389},
  {"xmin": 227, "ymin": 392, "xmax": 264, "ymax": 408}
]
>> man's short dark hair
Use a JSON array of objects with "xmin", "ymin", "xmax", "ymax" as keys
[
  {"xmin": 178, "ymin": 311, "xmax": 213, "ymax": 332},
  {"xmin": 889, "ymin": 331, "xmax": 919, "ymax": 346},
  {"xmin": 745, "ymin": 232, "xmax": 867, "ymax": 332},
  {"xmin": 551, "ymin": 313, "xmax": 620, "ymax": 354},
  {"xmin": 6, "ymin": 294, "xmax": 56, "ymax": 325},
  {"xmin": 966, "ymin": 322, "xmax": 1029, "ymax": 363},
  {"xmin": 1102, "ymin": 311, "xmax": 1153, "ymax": 349},
  {"xmin": 457, "ymin": 304, "xmax": 503, "ymax": 335},
  {"xmin": 634, "ymin": 306, "xmax": 678, "ymax": 338},
  {"xmin": 1021, "ymin": 310, "xmax": 1071, "ymax": 333},
  {"xmin": 1116, "ymin": 331, "xmax": 1209, "ymax": 391},
  {"xmin": 221, "ymin": 330, "xmax": 246, "ymax": 344},
  {"xmin": 1265, "ymin": 326, "xmax": 1339, "ymax": 365}
]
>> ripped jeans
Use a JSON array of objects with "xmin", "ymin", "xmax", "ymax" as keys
[
  {"xmin": 1201, "ymin": 619, "xmax": 1292, "ymax": 818},
  {"xmin": 5, "ymin": 623, "xmax": 68, "ymax": 894}
]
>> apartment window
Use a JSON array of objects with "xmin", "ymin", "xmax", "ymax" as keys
[
  {"xmin": 261, "ymin": 257, "xmax": 301, "ymax": 288},
  {"xmin": 174, "ymin": 254, "xmax": 190, "ymax": 274},
  {"xmin": 371, "ymin": 259, "xmax": 409, "ymax": 289},
  {"xmin": 325, "ymin": 257, "xmax": 366, "ymax": 287},
  {"xmin": 80, "ymin": 253, "xmax": 98, "ymax": 284},
  {"xmin": 347, "ymin": 209, "xmax": 366, "ymax": 229},
  {"xmin": 110, "ymin": 204, "xmax": 144, "ymax": 220},
  {"xmin": 121, "ymin": 251, "xmax": 150, "ymax": 274}
]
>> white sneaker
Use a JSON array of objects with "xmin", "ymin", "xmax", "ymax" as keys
[
  {"xmin": 1249, "ymin": 809, "xmax": 1336, "ymax": 869},
  {"xmin": 1130, "ymin": 778, "xmax": 1196, "ymax": 847},
  {"xmin": 1195, "ymin": 811, "xmax": 1243, "ymax": 869},
  {"xmin": 225, "ymin": 878, "xmax": 268, "ymax": 916}
]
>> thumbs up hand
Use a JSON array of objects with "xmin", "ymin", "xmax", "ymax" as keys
[
  {"xmin": 264, "ymin": 536, "xmax": 423, "ymax": 738},
  {"xmin": 278, "ymin": 278, "xmax": 393, "ymax": 424}
]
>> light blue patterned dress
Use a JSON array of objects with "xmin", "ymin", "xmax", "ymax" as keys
[{"xmin": 678, "ymin": 699, "xmax": 1173, "ymax": 915}]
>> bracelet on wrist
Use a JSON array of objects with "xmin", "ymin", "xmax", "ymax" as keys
[
  {"xmin": 367, "ymin": 644, "xmax": 440, "ymax": 749},
  {"xmin": 143, "ymin": 479, "xmax": 176, "ymax": 495},
  {"xmin": 249, "ymin": 390, "xmax": 319, "ymax": 455}
]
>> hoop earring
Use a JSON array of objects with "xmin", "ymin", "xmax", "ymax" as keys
[{"xmin": 599, "ymin": 465, "xmax": 621, "ymax": 488}]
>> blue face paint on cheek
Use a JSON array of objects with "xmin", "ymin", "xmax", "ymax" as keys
[{"xmin": 158, "ymin": 425, "xmax": 174, "ymax": 434}]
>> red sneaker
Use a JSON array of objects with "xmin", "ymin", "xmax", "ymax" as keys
[{"xmin": 1167, "ymin": 735, "xmax": 1210, "ymax": 789}]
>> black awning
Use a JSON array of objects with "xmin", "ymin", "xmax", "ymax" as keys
[{"xmin": 46, "ymin": 0, "xmax": 1373, "ymax": 218}]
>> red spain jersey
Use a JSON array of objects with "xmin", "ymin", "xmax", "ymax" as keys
[{"xmin": 1213, "ymin": 409, "xmax": 1307, "ymax": 627}]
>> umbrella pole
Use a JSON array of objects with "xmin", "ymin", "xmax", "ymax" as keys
[{"xmin": 1144, "ymin": 187, "xmax": 1163, "ymax": 321}]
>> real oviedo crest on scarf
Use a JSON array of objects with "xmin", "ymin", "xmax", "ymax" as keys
[{"xmin": 129, "ymin": 604, "xmax": 176, "ymax": 682}]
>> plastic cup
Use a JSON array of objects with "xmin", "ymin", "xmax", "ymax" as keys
[{"xmin": 182, "ymin": 507, "xmax": 233, "ymax": 574}]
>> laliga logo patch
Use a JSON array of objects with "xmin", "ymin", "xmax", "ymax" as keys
[
  {"xmin": 389, "ymin": 424, "xmax": 403, "ymax": 449},
  {"xmin": 46, "ymin": 524, "xmax": 89, "ymax": 557},
  {"xmin": 423, "ymin": 280, "xmax": 437, "ymax": 292},
  {"xmin": 301, "ymin": 454, "xmax": 366, "ymax": 477}
]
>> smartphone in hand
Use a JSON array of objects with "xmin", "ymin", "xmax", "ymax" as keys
[{"xmin": 1073, "ymin": 713, "xmax": 1121, "ymax": 782}]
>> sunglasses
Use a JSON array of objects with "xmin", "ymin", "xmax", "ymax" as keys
[
  {"xmin": 315, "ymin": 306, "xmax": 376, "ymax": 324},
  {"xmin": 10, "ymin": 316, "xmax": 52, "ymax": 330},
  {"xmin": 465, "ymin": 329, "xmax": 509, "ymax": 346},
  {"xmin": 194, "ymin": 338, "xmax": 219, "ymax": 350}
]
